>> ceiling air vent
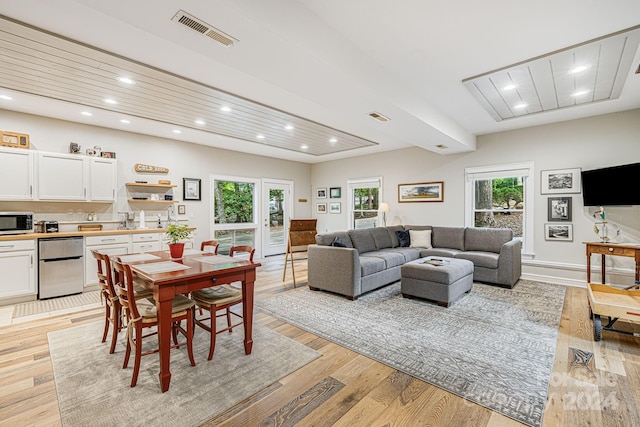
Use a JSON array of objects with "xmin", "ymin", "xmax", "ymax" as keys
[
  {"xmin": 368, "ymin": 112, "xmax": 390, "ymax": 122},
  {"xmin": 171, "ymin": 10, "xmax": 238, "ymax": 47},
  {"xmin": 435, "ymin": 144, "xmax": 448, "ymax": 149}
]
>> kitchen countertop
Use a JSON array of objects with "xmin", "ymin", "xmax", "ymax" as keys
[{"xmin": 0, "ymin": 228, "xmax": 177, "ymax": 241}]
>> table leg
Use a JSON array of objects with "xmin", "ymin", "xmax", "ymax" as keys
[
  {"xmin": 586, "ymin": 249, "xmax": 591, "ymax": 283},
  {"xmin": 601, "ymin": 254, "xmax": 606, "ymax": 284},
  {"xmin": 242, "ymin": 276, "xmax": 254, "ymax": 355},
  {"xmin": 156, "ymin": 290, "xmax": 174, "ymax": 392}
]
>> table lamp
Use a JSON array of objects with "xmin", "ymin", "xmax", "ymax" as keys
[{"xmin": 379, "ymin": 202, "xmax": 390, "ymax": 226}]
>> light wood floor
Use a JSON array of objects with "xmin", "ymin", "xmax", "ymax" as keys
[{"xmin": 1, "ymin": 256, "xmax": 639, "ymax": 426}]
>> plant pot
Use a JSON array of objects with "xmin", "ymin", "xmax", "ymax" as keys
[{"xmin": 168, "ymin": 242, "xmax": 185, "ymax": 260}]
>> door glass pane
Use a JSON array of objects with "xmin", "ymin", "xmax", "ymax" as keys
[
  {"xmin": 352, "ymin": 187, "xmax": 379, "ymax": 229},
  {"xmin": 268, "ymin": 188, "xmax": 285, "ymax": 246}
]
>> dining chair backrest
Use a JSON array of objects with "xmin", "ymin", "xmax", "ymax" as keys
[
  {"xmin": 111, "ymin": 257, "xmax": 140, "ymax": 321},
  {"xmin": 229, "ymin": 245, "xmax": 255, "ymax": 263},
  {"xmin": 91, "ymin": 249, "xmax": 116, "ymax": 299},
  {"xmin": 200, "ymin": 240, "xmax": 219, "ymax": 254}
]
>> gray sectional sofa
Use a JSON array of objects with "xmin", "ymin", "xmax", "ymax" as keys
[{"xmin": 308, "ymin": 225, "xmax": 521, "ymax": 299}]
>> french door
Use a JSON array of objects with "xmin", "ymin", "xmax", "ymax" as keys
[{"xmin": 262, "ymin": 179, "xmax": 293, "ymax": 256}]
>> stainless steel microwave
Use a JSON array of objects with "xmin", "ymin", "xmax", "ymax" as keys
[{"xmin": 0, "ymin": 212, "xmax": 34, "ymax": 235}]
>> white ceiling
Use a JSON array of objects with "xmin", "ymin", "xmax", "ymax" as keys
[{"xmin": 1, "ymin": 0, "xmax": 639, "ymax": 164}]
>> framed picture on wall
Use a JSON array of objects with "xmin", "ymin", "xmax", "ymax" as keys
[
  {"xmin": 547, "ymin": 197, "xmax": 572, "ymax": 221},
  {"xmin": 316, "ymin": 203, "xmax": 327, "ymax": 214},
  {"xmin": 330, "ymin": 187, "xmax": 341, "ymax": 198},
  {"xmin": 544, "ymin": 223, "xmax": 573, "ymax": 241},
  {"xmin": 316, "ymin": 188, "xmax": 327, "ymax": 199},
  {"xmin": 183, "ymin": 178, "xmax": 201, "ymax": 201},
  {"xmin": 329, "ymin": 202, "xmax": 341, "ymax": 214},
  {"xmin": 541, "ymin": 168, "xmax": 581, "ymax": 194},
  {"xmin": 398, "ymin": 181, "xmax": 444, "ymax": 203}
]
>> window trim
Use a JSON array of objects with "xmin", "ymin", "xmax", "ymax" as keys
[
  {"xmin": 464, "ymin": 162, "xmax": 534, "ymax": 257},
  {"xmin": 347, "ymin": 176, "xmax": 383, "ymax": 230}
]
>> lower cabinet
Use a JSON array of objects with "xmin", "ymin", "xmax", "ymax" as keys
[
  {"xmin": 132, "ymin": 232, "xmax": 162, "ymax": 253},
  {"xmin": 0, "ymin": 240, "xmax": 36, "ymax": 300},
  {"xmin": 84, "ymin": 235, "xmax": 131, "ymax": 288}
]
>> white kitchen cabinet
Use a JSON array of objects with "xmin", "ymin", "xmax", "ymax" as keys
[
  {"xmin": 37, "ymin": 152, "xmax": 88, "ymax": 201},
  {"xmin": 132, "ymin": 232, "xmax": 162, "ymax": 253},
  {"xmin": 84, "ymin": 234, "xmax": 131, "ymax": 287},
  {"xmin": 0, "ymin": 240, "xmax": 36, "ymax": 299},
  {"xmin": 0, "ymin": 147, "xmax": 35, "ymax": 200},
  {"xmin": 89, "ymin": 157, "xmax": 117, "ymax": 201}
]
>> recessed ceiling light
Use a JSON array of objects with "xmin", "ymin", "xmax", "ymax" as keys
[
  {"xmin": 220, "ymin": 106, "xmax": 232, "ymax": 112},
  {"xmin": 117, "ymin": 77, "xmax": 135, "ymax": 84},
  {"xmin": 194, "ymin": 119, "xmax": 206, "ymax": 125},
  {"xmin": 120, "ymin": 119, "xmax": 130, "ymax": 124},
  {"xmin": 300, "ymin": 144, "xmax": 308, "ymax": 150},
  {"xmin": 569, "ymin": 65, "xmax": 591, "ymax": 74},
  {"xmin": 104, "ymin": 98, "xmax": 118, "ymax": 105},
  {"xmin": 572, "ymin": 90, "xmax": 591, "ymax": 97},
  {"xmin": 81, "ymin": 111, "xmax": 93, "ymax": 116},
  {"xmin": 256, "ymin": 134, "xmax": 265, "ymax": 140},
  {"xmin": 284, "ymin": 125, "xmax": 294, "ymax": 130},
  {"xmin": 0, "ymin": 95, "xmax": 13, "ymax": 100},
  {"xmin": 329, "ymin": 137, "xmax": 338, "ymax": 143},
  {"xmin": 173, "ymin": 129, "xmax": 182, "ymax": 134},
  {"xmin": 502, "ymin": 84, "xmax": 518, "ymax": 91},
  {"xmin": 513, "ymin": 103, "xmax": 528, "ymax": 109}
]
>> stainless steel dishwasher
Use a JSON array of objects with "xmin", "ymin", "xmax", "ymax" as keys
[{"xmin": 38, "ymin": 236, "xmax": 84, "ymax": 299}]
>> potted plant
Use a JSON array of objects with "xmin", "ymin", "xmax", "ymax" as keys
[{"xmin": 165, "ymin": 223, "xmax": 192, "ymax": 259}]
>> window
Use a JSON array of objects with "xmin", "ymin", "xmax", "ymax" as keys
[
  {"xmin": 211, "ymin": 175, "xmax": 259, "ymax": 255},
  {"xmin": 465, "ymin": 163, "xmax": 534, "ymax": 256},
  {"xmin": 348, "ymin": 177, "xmax": 382, "ymax": 229}
]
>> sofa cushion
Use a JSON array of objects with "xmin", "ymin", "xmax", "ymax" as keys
[
  {"xmin": 361, "ymin": 250, "xmax": 405, "ymax": 268},
  {"xmin": 371, "ymin": 227, "xmax": 393, "ymax": 250},
  {"xmin": 359, "ymin": 255, "xmax": 386, "ymax": 276},
  {"xmin": 348, "ymin": 229, "xmax": 377, "ymax": 254},
  {"xmin": 387, "ymin": 225, "xmax": 405, "ymax": 247},
  {"xmin": 409, "ymin": 229, "xmax": 432, "ymax": 248},
  {"xmin": 432, "ymin": 226, "xmax": 465, "ymax": 251},
  {"xmin": 455, "ymin": 251, "xmax": 500, "ymax": 269},
  {"xmin": 316, "ymin": 231, "xmax": 353, "ymax": 248},
  {"xmin": 388, "ymin": 247, "xmax": 423, "ymax": 262},
  {"xmin": 420, "ymin": 248, "xmax": 463, "ymax": 258},
  {"xmin": 396, "ymin": 230, "xmax": 410, "ymax": 247},
  {"xmin": 465, "ymin": 227, "xmax": 512, "ymax": 253}
]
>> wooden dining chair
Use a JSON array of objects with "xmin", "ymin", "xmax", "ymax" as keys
[
  {"xmin": 191, "ymin": 245, "xmax": 255, "ymax": 361},
  {"xmin": 200, "ymin": 239, "xmax": 219, "ymax": 254},
  {"xmin": 91, "ymin": 249, "xmax": 122, "ymax": 354},
  {"xmin": 112, "ymin": 257, "xmax": 196, "ymax": 387}
]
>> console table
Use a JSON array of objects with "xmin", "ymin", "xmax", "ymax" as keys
[{"xmin": 585, "ymin": 242, "xmax": 640, "ymax": 285}]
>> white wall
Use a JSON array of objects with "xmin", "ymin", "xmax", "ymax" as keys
[
  {"xmin": 0, "ymin": 110, "xmax": 312, "ymax": 247},
  {"xmin": 311, "ymin": 109, "xmax": 640, "ymax": 286}
]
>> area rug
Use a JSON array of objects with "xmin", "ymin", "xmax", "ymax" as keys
[
  {"xmin": 13, "ymin": 291, "xmax": 101, "ymax": 318},
  {"xmin": 257, "ymin": 279, "xmax": 566, "ymax": 427},
  {"xmin": 48, "ymin": 320, "xmax": 320, "ymax": 426}
]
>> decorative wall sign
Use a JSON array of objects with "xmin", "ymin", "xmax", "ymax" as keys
[
  {"xmin": 134, "ymin": 163, "xmax": 169, "ymax": 173},
  {"xmin": 541, "ymin": 168, "xmax": 581, "ymax": 194},
  {"xmin": 0, "ymin": 131, "xmax": 30, "ymax": 149},
  {"xmin": 398, "ymin": 181, "xmax": 444, "ymax": 203}
]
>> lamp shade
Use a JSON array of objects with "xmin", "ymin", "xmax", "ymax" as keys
[{"xmin": 379, "ymin": 202, "xmax": 390, "ymax": 212}]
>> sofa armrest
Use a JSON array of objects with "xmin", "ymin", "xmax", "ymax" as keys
[
  {"xmin": 308, "ymin": 245, "xmax": 361, "ymax": 298},
  {"xmin": 497, "ymin": 238, "xmax": 522, "ymax": 287}
]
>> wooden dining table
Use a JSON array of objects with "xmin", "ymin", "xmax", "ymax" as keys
[{"xmin": 120, "ymin": 249, "xmax": 261, "ymax": 392}]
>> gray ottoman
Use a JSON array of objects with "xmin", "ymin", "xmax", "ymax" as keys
[{"xmin": 401, "ymin": 257, "xmax": 474, "ymax": 307}]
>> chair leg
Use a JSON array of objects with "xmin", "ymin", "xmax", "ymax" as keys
[
  {"xmin": 187, "ymin": 308, "xmax": 196, "ymax": 366},
  {"xmin": 207, "ymin": 309, "xmax": 218, "ymax": 361},
  {"xmin": 123, "ymin": 325, "xmax": 132, "ymax": 369},
  {"xmin": 172, "ymin": 321, "xmax": 179, "ymax": 346},
  {"xmin": 109, "ymin": 305, "xmax": 119, "ymax": 354},
  {"xmin": 131, "ymin": 324, "xmax": 142, "ymax": 387},
  {"xmin": 226, "ymin": 308, "xmax": 233, "ymax": 333},
  {"xmin": 102, "ymin": 303, "xmax": 110, "ymax": 343}
]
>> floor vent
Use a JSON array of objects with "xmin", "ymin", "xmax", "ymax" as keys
[{"xmin": 172, "ymin": 10, "xmax": 238, "ymax": 47}]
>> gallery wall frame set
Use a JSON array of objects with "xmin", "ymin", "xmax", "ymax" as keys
[
  {"xmin": 544, "ymin": 223, "xmax": 573, "ymax": 241},
  {"xmin": 541, "ymin": 168, "xmax": 581, "ymax": 194},
  {"xmin": 547, "ymin": 197, "xmax": 572, "ymax": 222},
  {"xmin": 398, "ymin": 181, "xmax": 444, "ymax": 203}
]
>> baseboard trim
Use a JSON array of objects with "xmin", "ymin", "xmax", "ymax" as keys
[{"xmin": 521, "ymin": 258, "xmax": 636, "ymax": 288}]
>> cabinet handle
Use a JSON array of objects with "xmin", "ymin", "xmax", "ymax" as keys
[
  {"xmin": 84, "ymin": 188, "xmax": 86, "ymax": 197},
  {"xmin": 102, "ymin": 238, "xmax": 116, "ymax": 242},
  {"xmin": 609, "ymin": 247, "xmax": 614, "ymax": 252},
  {"xmin": 30, "ymin": 185, "xmax": 33, "ymax": 196},
  {"xmin": 0, "ymin": 244, "xmax": 15, "ymax": 249},
  {"xmin": 140, "ymin": 244, "xmax": 152, "ymax": 249}
]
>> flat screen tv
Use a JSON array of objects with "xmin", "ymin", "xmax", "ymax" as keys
[{"xmin": 581, "ymin": 162, "xmax": 640, "ymax": 206}]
